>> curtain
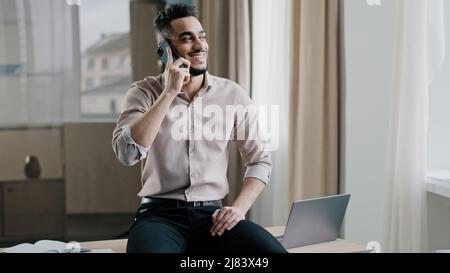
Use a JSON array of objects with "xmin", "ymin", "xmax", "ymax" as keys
[
  {"xmin": 250, "ymin": 0, "xmax": 292, "ymax": 226},
  {"xmin": 130, "ymin": 0, "xmax": 163, "ymax": 82},
  {"xmin": 198, "ymin": 0, "xmax": 251, "ymax": 207},
  {"xmin": 289, "ymin": 0, "xmax": 340, "ymax": 201},
  {"xmin": 197, "ymin": 0, "xmax": 340, "ymax": 227},
  {"xmin": 243, "ymin": 0, "xmax": 340, "ymax": 227},
  {"xmin": 0, "ymin": 0, "xmax": 79, "ymax": 127},
  {"xmin": 383, "ymin": 0, "xmax": 445, "ymax": 253}
]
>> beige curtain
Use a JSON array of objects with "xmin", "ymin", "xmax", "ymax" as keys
[
  {"xmin": 130, "ymin": 0, "xmax": 164, "ymax": 82},
  {"xmin": 198, "ymin": 0, "xmax": 251, "ymax": 206},
  {"xmin": 289, "ymin": 0, "xmax": 340, "ymax": 201}
]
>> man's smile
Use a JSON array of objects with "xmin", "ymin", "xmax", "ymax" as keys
[{"xmin": 188, "ymin": 52, "xmax": 207, "ymax": 62}]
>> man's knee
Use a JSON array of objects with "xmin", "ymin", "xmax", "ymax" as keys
[{"xmin": 219, "ymin": 220, "xmax": 288, "ymax": 253}]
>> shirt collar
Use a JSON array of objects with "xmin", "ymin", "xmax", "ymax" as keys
[{"xmin": 200, "ymin": 71, "xmax": 213, "ymax": 93}]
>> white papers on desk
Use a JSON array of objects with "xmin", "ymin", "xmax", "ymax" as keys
[{"xmin": 2, "ymin": 240, "xmax": 115, "ymax": 253}]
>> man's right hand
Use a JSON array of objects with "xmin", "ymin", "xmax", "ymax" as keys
[{"xmin": 163, "ymin": 47, "xmax": 191, "ymax": 95}]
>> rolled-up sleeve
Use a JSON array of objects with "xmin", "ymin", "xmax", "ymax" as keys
[
  {"xmin": 112, "ymin": 84, "xmax": 154, "ymax": 166},
  {"xmin": 232, "ymin": 87, "xmax": 272, "ymax": 185}
]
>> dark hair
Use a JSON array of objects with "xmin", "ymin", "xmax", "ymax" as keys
[{"xmin": 154, "ymin": 4, "xmax": 197, "ymax": 38}]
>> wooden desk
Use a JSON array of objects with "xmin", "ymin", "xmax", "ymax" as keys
[
  {"xmin": 79, "ymin": 226, "xmax": 369, "ymax": 253},
  {"xmin": 264, "ymin": 226, "xmax": 369, "ymax": 253}
]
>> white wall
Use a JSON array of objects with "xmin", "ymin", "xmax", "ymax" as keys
[
  {"xmin": 340, "ymin": 0, "xmax": 397, "ymax": 245},
  {"xmin": 341, "ymin": 0, "xmax": 450, "ymax": 251},
  {"xmin": 428, "ymin": 1, "xmax": 450, "ymax": 170},
  {"xmin": 426, "ymin": 0, "xmax": 450, "ymax": 251}
]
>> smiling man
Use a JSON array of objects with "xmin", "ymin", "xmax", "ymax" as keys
[{"xmin": 112, "ymin": 4, "xmax": 287, "ymax": 253}]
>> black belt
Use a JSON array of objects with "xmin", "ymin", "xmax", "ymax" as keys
[{"xmin": 141, "ymin": 197, "xmax": 222, "ymax": 208}]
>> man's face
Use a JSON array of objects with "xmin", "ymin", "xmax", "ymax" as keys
[{"xmin": 168, "ymin": 16, "xmax": 208, "ymax": 74}]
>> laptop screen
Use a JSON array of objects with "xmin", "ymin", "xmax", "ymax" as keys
[{"xmin": 280, "ymin": 194, "xmax": 351, "ymax": 249}]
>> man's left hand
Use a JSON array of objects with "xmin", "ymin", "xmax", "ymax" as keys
[{"xmin": 210, "ymin": 206, "xmax": 245, "ymax": 236}]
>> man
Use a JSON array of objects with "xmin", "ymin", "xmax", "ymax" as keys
[{"xmin": 112, "ymin": 4, "xmax": 286, "ymax": 253}]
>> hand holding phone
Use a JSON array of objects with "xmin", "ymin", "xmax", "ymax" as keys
[
  {"xmin": 157, "ymin": 40, "xmax": 191, "ymax": 94},
  {"xmin": 157, "ymin": 40, "xmax": 187, "ymax": 68}
]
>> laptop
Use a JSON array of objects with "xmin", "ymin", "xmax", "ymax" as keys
[{"xmin": 276, "ymin": 194, "xmax": 351, "ymax": 249}]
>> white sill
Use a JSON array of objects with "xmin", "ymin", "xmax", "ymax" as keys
[{"xmin": 426, "ymin": 170, "xmax": 450, "ymax": 199}]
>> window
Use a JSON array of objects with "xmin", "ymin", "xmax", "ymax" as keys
[
  {"xmin": 101, "ymin": 76, "xmax": 117, "ymax": 85},
  {"xmin": 87, "ymin": 59, "xmax": 95, "ymax": 70},
  {"xmin": 79, "ymin": 0, "xmax": 131, "ymax": 118},
  {"xmin": 101, "ymin": 58, "xmax": 109, "ymax": 70},
  {"xmin": 85, "ymin": 78, "xmax": 94, "ymax": 89},
  {"xmin": 0, "ymin": 0, "xmax": 78, "ymax": 127}
]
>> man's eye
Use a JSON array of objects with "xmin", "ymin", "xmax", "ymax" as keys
[{"xmin": 200, "ymin": 36, "xmax": 207, "ymax": 40}]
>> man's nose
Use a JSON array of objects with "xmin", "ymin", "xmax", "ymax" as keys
[{"xmin": 193, "ymin": 37, "xmax": 206, "ymax": 51}]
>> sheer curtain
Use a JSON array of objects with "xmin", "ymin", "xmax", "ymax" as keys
[
  {"xmin": 250, "ymin": 0, "xmax": 340, "ymax": 227},
  {"xmin": 0, "ymin": 0, "xmax": 79, "ymax": 127},
  {"xmin": 383, "ymin": 0, "xmax": 445, "ymax": 252},
  {"xmin": 250, "ymin": 0, "xmax": 292, "ymax": 226}
]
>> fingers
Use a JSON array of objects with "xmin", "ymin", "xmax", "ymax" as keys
[
  {"xmin": 212, "ymin": 209, "xmax": 220, "ymax": 219},
  {"xmin": 211, "ymin": 209, "xmax": 232, "ymax": 236},
  {"xmin": 165, "ymin": 49, "xmax": 190, "ymax": 79},
  {"xmin": 164, "ymin": 47, "xmax": 191, "ymax": 71},
  {"xmin": 162, "ymin": 47, "xmax": 192, "ymax": 93},
  {"xmin": 214, "ymin": 213, "xmax": 236, "ymax": 236},
  {"xmin": 166, "ymin": 47, "xmax": 173, "ymax": 66},
  {"xmin": 210, "ymin": 209, "xmax": 220, "ymax": 235},
  {"xmin": 210, "ymin": 208, "xmax": 228, "ymax": 235},
  {"xmin": 172, "ymin": 57, "xmax": 191, "ymax": 70},
  {"xmin": 214, "ymin": 207, "xmax": 229, "ymax": 225},
  {"xmin": 210, "ymin": 207, "xmax": 245, "ymax": 236},
  {"xmin": 226, "ymin": 217, "xmax": 241, "ymax": 231}
]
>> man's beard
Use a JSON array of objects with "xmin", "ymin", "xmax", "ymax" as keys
[{"xmin": 189, "ymin": 65, "xmax": 208, "ymax": 76}]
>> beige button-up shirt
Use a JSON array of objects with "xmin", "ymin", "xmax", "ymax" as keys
[{"xmin": 112, "ymin": 72, "xmax": 271, "ymax": 202}]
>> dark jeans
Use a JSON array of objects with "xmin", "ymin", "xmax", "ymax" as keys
[{"xmin": 126, "ymin": 204, "xmax": 288, "ymax": 253}]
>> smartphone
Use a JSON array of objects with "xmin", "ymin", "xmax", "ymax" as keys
[
  {"xmin": 157, "ymin": 40, "xmax": 179, "ymax": 66},
  {"xmin": 157, "ymin": 39, "xmax": 189, "ymax": 70}
]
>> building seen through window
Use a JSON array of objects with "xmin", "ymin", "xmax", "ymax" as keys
[{"xmin": 80, "ymin": 0, "xmax": 131, "ymax": 117}]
